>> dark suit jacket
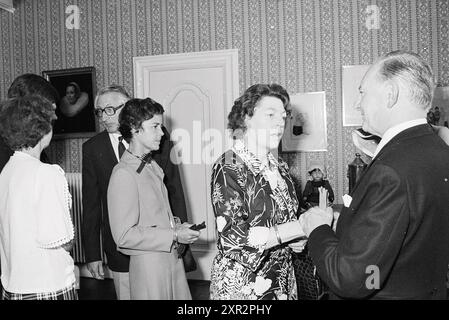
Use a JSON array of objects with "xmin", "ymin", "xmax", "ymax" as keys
[
  {"xmin": 152, "ymin": 127, "xmax": 188, "ymax": 223},
  {"xmin": 308, "ymin": 124, "xmax": 449, "ymax": 299},
  {"xmin": 82, "ymin": 127, "xmax": 187, "ymax": 272}
]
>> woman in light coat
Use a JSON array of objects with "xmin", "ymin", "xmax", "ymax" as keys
[{"xmin": 107, "ymin": 98, "xmax": 201, "ymax": 300}]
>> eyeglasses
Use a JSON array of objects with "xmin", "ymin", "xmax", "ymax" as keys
[{"xmin": 94, "ymin": 104, "xmax": 124, "ymax": 117}]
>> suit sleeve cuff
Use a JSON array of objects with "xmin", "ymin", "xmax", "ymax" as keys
[{"xmin": 308, "ymin": 224, "xmax": 334, "ymax": 253}]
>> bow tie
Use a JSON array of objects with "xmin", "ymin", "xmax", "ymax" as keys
[{"xmin": 136, "ymin": 153, "xmax": 153, "ymax": 174}]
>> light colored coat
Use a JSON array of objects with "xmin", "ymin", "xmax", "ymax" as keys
[{"xmin": 107, "ymin": 151, "xmax": 191, "ymax": 300}]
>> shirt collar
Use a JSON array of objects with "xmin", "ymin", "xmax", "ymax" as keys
[
  {"xmin": 109, "ymin": 132, "xmax": 128, "ymax": 146},
  {"xmin": 109, "ymin": 132, "xmax": 121, "ymax": 141},
  {"xmin": 232, "ymin": 139, "xmax": 279, "ymax": 175},
  {"xmin": 13, "ymin": 151, "xmax": 38, "ymax": 160},
  {"xmin": 373, "ymin": 118, "xmax": 427, "ymax": 158}
]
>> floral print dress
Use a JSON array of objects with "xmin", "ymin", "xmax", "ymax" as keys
[{"xmin": 210, "ymin": 140, "xmax": 299, "ymax": 300}]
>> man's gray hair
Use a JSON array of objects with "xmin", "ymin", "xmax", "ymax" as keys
[
  {"xmin": 376, "ymin": 51, "xmax": 435, "ymax": 109},
  {"xmin": 94, "ymin": 84, "xmax": 131, "ymax": 107}
]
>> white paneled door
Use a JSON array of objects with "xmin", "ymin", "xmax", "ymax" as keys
[{"xmin": 134, "ymin": 49, "xmax": 239, "ymax": 280}]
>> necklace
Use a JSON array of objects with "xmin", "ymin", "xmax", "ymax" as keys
[
  {"xmin": 126, "ymin": 149, "xmax": 152, "ymax": 173},
  {"xmin": 126, "ymin": 149, "xmax": 149, "ymax": 161}
]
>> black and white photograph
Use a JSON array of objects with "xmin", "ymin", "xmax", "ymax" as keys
[{"xmin": 0, "ymin": 0, "xmax": 449, "ymax": 309}]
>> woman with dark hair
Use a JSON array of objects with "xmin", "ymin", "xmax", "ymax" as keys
[
  {"xmin": 210, "ymin": 83, "xmax": 308, "ymax": 300},
  {"xmin": 107, "ymin": 98, "xmax": 201, "ymax": 300},
  {"xmin": 1, "ymin": 73, "xmax": 59, "ymax": 172},
  {"xmin": 0, "ymin": 96, "xmax": 76, "ymax": 300}
]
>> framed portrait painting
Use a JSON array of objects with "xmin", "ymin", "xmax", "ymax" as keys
[
  {"xmin": 42, "ymin": 67, "xmax": 98, "ymax": 138},
  {"xmin": 282, "ymin": 91, "xmax": 327, "ymax": 152},
  {"xmin": 342, "ymin": 64, "xmax": 370, "ymax": 127}
]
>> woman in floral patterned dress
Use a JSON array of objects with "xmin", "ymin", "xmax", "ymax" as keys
[{"xmin": 210, "ymin": 84, "xmax": 307, "ymax": 300}]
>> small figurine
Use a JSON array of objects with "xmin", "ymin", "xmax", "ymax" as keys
[{"xmin": 303, "ymin": 163, "xmax": 334, "ymax": 209}]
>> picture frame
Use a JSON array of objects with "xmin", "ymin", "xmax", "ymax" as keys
[
  {"xmin": 282, "ymin": 91, "xmax": 327, "ymax": 152},
  {"xmin": 342, "ymin": 64, "xmax": 370, "ymax": 127},
  {"xmin": 42, "ymin": 67, "xmax": 98, "ymax": 139},
  {"xmin": 430, "ymin": 86, "xmax": 449, "ymax": 127}
]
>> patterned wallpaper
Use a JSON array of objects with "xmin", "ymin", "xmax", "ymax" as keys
[{"xmin": 0, "ymin": 0, "xmax": 448, "ymax": 201}]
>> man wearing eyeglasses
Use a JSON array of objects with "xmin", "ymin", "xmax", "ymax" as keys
[{"xmin": 81, "ymin": 85, "xmax": 188, "ymax": 300}]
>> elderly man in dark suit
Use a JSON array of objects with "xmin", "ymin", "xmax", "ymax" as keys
[
  {"xmin": 301, "ymin": 51, "xmax": 449, "ymax": 299},
  {"xmin": 81, "ymin": 85, "xmax": 188, "ymax": 300}
]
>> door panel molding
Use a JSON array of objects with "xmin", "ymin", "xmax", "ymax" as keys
[{"xmin": 133, "ymin": 49, "xmax": 239, "ymax": 280}]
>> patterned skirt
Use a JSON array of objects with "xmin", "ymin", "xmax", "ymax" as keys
[
  {"xmin": 210, "ymin": 250, "xmax": 297, "ymax": 300},
  {"xmin": 1, "ymin": 283, "xmax": 78, "ymax": 300}
]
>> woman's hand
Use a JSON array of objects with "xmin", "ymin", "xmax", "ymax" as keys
[
  {"xmin": 264, "ymin": 220, "xmax": 306, "ymax": 250},
  {"xmin": 299, "ymin": 206, "xmax": 333, "ymax": 237},
  {"xmin": 288, "ymin": 239, "xmax": 308, "ymax": 253},
  {"xmin": 176, "ymin": 223, "xmax": 201, "ymax": 244}
]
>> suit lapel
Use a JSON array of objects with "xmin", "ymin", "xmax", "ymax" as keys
[
  {"xmin": 374, "ymin": 124, "xmax": 432, "ymax": 161},
  {"xmin": 350, "ymin": 124, "xmax": 432, "ymax": 195},
  {"xmin": 350, "ymin": 156, "xmax": 377, "ymax": 194},
  {"xmin": 98, "ymin": 130, "xmax": 118, "ymax": 168}
]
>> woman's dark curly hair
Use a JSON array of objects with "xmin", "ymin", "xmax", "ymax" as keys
[
  {"xmin": 119, "ymin": 98, "xmax": 164, "ymax": 142},
  {"xmin": 0, "ymin": 95, "xmax": 55, "ymax": 151},
  {"xmin": 227, "ymin": 83, "xmax": 290, "ymax": 137},
  {"xmin": 7, "ymin": 73, "xmax": 60, "ymax": 104}
]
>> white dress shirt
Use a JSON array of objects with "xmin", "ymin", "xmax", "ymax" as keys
[{"xmin": 109, "ymin": 133, "xmax": 129, "ymax": 161}]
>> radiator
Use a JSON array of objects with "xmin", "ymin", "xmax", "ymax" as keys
[{"xmin": 65, "ymin": 172, "xmax": 85, "ymax": 263}]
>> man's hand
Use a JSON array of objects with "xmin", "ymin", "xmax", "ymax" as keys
[
  {"xmin": 300, "ymin": 206, "xmax": 333, "ymax": 237},
  {"xmin": 87, "ymin": 260, "xmax": 105, "ymax": 280}
]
